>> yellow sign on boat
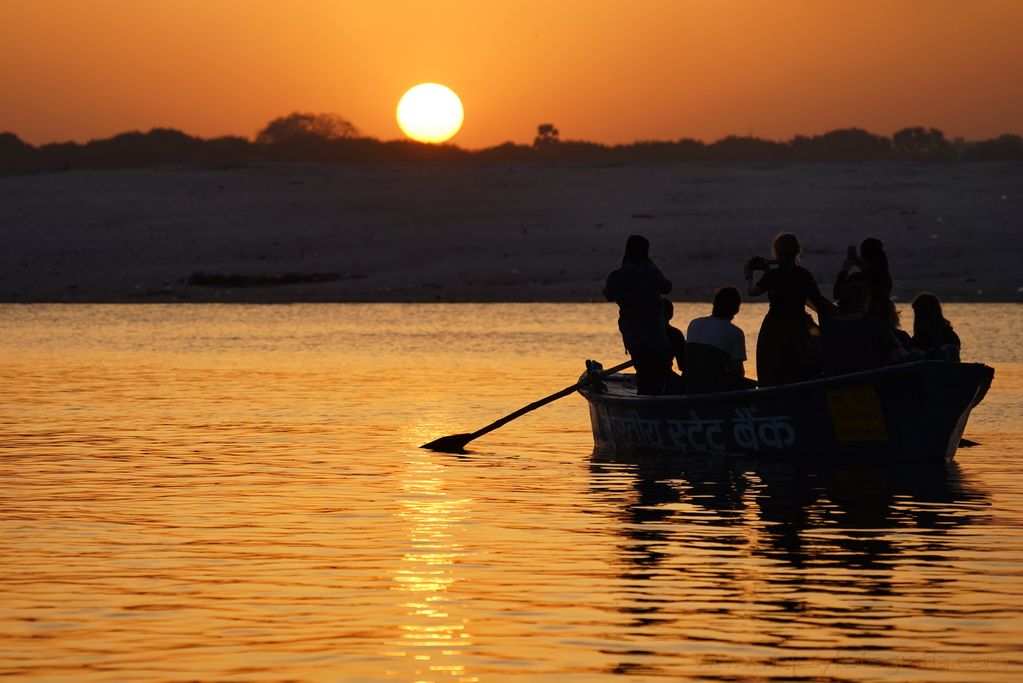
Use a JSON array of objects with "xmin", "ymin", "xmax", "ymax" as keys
[{"xmin": 827, "ymin": 384, "xmax": 889, "ymax": 442}]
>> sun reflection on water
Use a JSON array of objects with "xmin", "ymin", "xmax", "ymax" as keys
[{"xmin": 388, "ymin": 451, "xmax": 474, "ymax": 682}]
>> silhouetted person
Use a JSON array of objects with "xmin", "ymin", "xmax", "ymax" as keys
[
  {"xmin": 744, "ymin": 232, "xmax": 835, "ymax": 385},
  {"xmin": 685, "ymin": 286, "xmax": 755, "ymax": 393},
  {"xmin": 883, "ymin": 298, "xmax": 913, "ymax": 349},
  {"xmin": 822, "ymin": 282, "xmax": 906, "ymax": 376},
  {"xmin": 662, "ymin": 299, "xmax": 687, "ymax": 393},
  {"xmin": 834, "ymin": 237, "xmax": 893, "ymax": 318},
  {"xmin": 910, "ymin": 292, "xmax": 961, "ymax": 361},
  {"xmin": 603, "ymin": 235, "xmax": 672, "ymax": 395}
]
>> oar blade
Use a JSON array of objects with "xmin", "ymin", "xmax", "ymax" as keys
[
  {"xmin": 420, "ymin": 360, "xmax": 633, "ymax": 453},
  {"xmin": 420, "ymin": 433, "xmax": 474, "ymax": 453}
]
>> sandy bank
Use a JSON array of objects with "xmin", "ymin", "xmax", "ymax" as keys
[{"xmin": 1, "ymin": 163, "xmax": 1020, "ymax": 303}]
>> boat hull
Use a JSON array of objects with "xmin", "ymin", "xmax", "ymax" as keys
[{"xmin": 580, "ymin": 361, "xmax": 993, "ymax": 462}]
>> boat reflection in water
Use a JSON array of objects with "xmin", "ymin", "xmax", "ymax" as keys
[{"xmin": 588, "ymin": 453, "xmax": 993, "ymax": 677}]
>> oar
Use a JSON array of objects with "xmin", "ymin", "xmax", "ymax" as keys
[{"xmin": 421, "ymin": 360, "xmax": 634, "ymax": 453}]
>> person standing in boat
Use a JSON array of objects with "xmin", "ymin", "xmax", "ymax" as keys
[
  {"xmin": 603, "ymin": 235, "xmax": 672, "ymax": 395},
  {"xmin": 744, "ymin": 232, "xmax": 835, "ymax": 386},
  {"xmin": 834, "ymin": 237, "xmax": 893, "ymax": 319},
  {"xmin": 685, "ymin": 286, "xmax": 755, "ymax": 393}
]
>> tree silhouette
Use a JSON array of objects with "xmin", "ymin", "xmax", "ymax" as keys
[
  {"xmin": 893, "ymin": 127, "xmax": 951, "ymax": 160},
  {"xmin": 790, "ymin": 128, "xmax": 891, "ymax": 161},
  {"xmin": 7, "ymin": 118, "xmax": 1023, "ymax": 173},
  {"xmin": 255, "ymin": 112, "xmax": 360, "ymax": 145},
  {"xmin": 0, "ymin": 132, "xmax": 37, "ymax": 172},
  {"xmin": 533, "ymin": 123, "xmax": 560, "ymax": 148}
]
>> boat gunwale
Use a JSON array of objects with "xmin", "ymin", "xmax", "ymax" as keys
[{"xmin": 579, "ymin": 360, "xmax": 993, "ymax": 405}]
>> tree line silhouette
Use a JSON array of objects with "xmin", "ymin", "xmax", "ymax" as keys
[{"xmin": 2, "ymin": 112, "xmax": 1021, "ymax": 173}]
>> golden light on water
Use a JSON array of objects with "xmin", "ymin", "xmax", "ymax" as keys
[
  {"xmin": 2, "ymin": 304, "xmax": 1020, "ymax": 680},
  {"xmin": 396, "ymin": 83, "xmax": 464, "ymax": 143},
  {"xmin": 389, "ymin": 450, "xmax": 473, "ymax": 680}
]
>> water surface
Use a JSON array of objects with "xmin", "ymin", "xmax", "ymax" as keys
[{"xmin": 1, "ymin": 303, "xmax": 1022, "ymax": 682}]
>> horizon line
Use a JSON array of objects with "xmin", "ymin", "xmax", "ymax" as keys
[{"xmin": 5, "ymin": 121, "xmax": 1023, "ymax": 151}]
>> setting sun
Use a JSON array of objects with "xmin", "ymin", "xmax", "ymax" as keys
[{"xmin": 396, "ymin": 83, "xmax": 464, "ymax": 144}]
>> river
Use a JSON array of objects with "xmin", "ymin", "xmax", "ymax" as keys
[{"xmin": 1, "ymin": 303, "xmax": 1021, "ymax": 681}]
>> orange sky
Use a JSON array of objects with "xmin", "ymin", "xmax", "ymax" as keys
[{"xmin": 2, "ymin": 0, "xmax": 1021, "ymax": 148}]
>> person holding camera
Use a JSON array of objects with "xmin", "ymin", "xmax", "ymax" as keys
[
  {"xmin": 833, "ymin": 237, "xmax": 893, "ymax": 319},
  {"xmin": 603, "ymin": 235, "xmax": 673, "ymax": 395},
  {"xmin": 743, "ymin": 232, "xmax": 835, "ymax": 386}
]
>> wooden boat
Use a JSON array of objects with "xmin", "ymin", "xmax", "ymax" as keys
[{"xmin": 579, "ymin": 361, "xmax": 993, "ymax": 462}]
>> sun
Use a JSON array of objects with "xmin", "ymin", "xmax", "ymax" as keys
[{"xmin": 396, "ymin": 83, "xmax": 464, "ymax": 143}]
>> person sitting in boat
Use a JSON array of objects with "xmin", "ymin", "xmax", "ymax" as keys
[
  {"xmin": 744, "ymin": 232, "xmax": 836, "ymax": 386},
  {"xmin": 883, "ymin": 298, "xmax": 914, "ymax": 349},
  {"xmin": 910, "ymin": 292, "xmax": 961, "ymax": 361},
  {"xmin": 662, "ymin": 298, "xmax": 687, "ymax": 393},
  {"xmin": 603, "ymin": 235, "xmax": 672, "ymax": 395},
  {"xmin": 834, "ymin": 237, "xmax": 893, "ymax": 319},
  {"xmin": 823, "ymin": 282, "xmax": 906, "ymax": 376},
  {"xmin": 685, "ymin": 286, "xmax": 756, "ymax": 393}
]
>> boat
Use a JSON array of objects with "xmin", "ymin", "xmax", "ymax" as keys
[{"xmin": 579, "ymin": 360, "xmax": 994, "ymax": 462}]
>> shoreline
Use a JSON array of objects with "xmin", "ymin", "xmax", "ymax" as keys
[
  {"xmin": 3, "ymin": 163, "xmax": 1021, "ymax": 305},
  {"xmin": 4, "ymin": 293, "xmax": 1021, "ymax": 304}
]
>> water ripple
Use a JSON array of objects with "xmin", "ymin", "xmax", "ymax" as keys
[{"xmin": 1, "ymin": 303, "xmax": 1021, "ymax": 681}]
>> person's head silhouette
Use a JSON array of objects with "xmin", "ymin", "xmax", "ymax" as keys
[
  {"xmin": 622, "ymin": 234, "xmax": 650, "ymax": 264},
  {"xmin": 912, "ymin": 292, "xmax": 948, "ymax": 330},
  {"xmin": 771, "ymin": 232, "xmax": 800, "ymax": 265},
  {"xmin": 662, "ymin": 297, "xmax": 674, "ymax": 322},
  {"xmin": 712, "ymin": 286, "xmax": 741, "ymax": 320},
  {"xmin": 859, "ymin": 237, "xmax": 889, "ymax": 274}
]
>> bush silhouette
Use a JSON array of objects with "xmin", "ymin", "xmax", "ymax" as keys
[{"xmin": 963, "ymin": 134, "xmax": 1023, "ymax": 161}]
